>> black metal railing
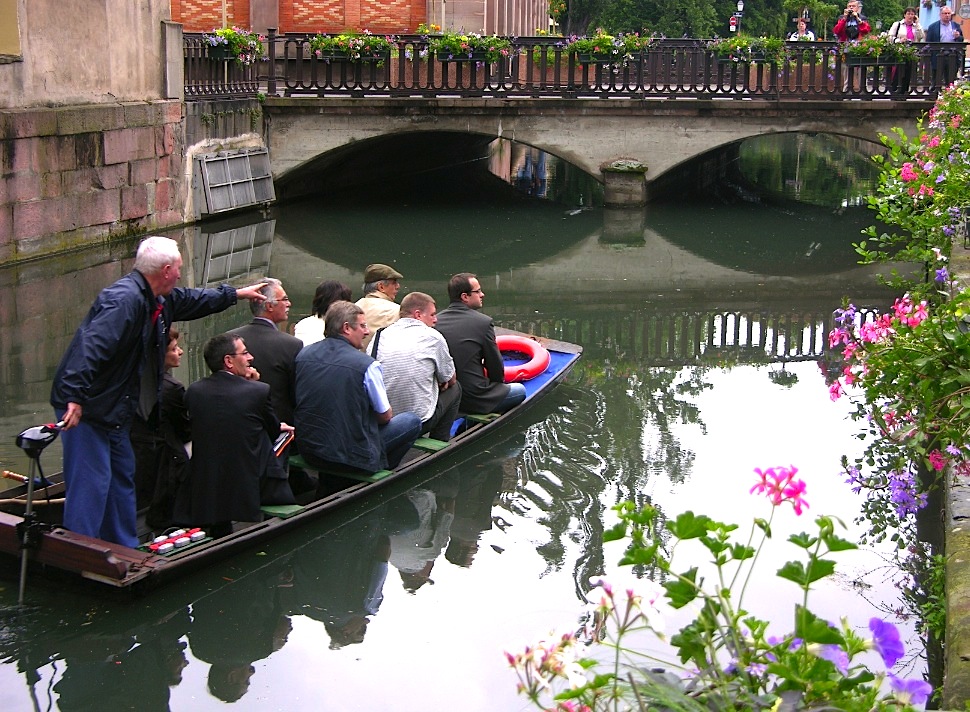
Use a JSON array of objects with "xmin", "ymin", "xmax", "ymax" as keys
[
  {"xmin": 184, "ymin": 34, "xmax": 262, "ymax": 99},
  {"xmin": 185, "ymin": 31, "xmax": 965, "ymax": 101}
]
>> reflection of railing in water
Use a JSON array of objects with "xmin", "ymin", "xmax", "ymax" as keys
[{"xmin": 503, "ymin": 306, "xmax": 881, "ymax": 366}]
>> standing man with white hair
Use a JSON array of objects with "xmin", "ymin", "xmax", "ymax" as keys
[{"xmin": 50, "ymin": 235, "xmax": 269, "ymax": 547}]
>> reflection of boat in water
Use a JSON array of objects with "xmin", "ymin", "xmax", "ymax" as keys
[
  {"xmin": 0, "ymin": 474, "xmax": 502, "ymax": 708},
  {"xmin": 0, "ymin": 331, "xmax": 581, "ymax": 594}
]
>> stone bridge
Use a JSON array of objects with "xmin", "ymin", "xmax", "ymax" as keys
[{"xmin": 263, "ymin": 96, "xmax": 930, "ymax": 199}]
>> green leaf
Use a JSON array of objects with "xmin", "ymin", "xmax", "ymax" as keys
[
  {"xmin": 602, "ymin": 521, "xmax": 627, "ymax": 542},
  {"xmin": 667, "ymin": 512, "xmax": 712, "ymax": 540},
  {"xmin": 795, "ymin": 605, "xmax": 844, "ymax": 644},
  {"xmin": 730, "ymin": 543, "xmax": 756, "ymax": 561},
  {"xmin": 618, "ymin": 542, "xmax": 659, "ymax": 567},
  {"xmin": 777, "ymin": 561, "xmax": 807, "ymax": 586},
  {"xmin": 822, "ymin": 534, "xmax": 858, "ymax": 552},
  {"xmin": 664, "ymin": 568, "xmax": 700, "ymax": 608},
  {"xmin": 788, "ymin": 532, "xmax": 817, "ymax": 549}
]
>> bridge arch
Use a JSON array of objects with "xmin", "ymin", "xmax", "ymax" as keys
[{"xmin": 265, "ymin": 97, "xmax": 926, "ymax": 196}]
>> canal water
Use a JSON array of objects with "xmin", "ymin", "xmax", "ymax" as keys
[{"xmin": 0, "ymin": 135, "xmax": 922, "ymax": 710}]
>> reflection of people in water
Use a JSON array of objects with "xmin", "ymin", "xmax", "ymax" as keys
[
  {"xmin": 389, "ymin": 487, "xmax": 455, "ymax": 592},
  {"xmin": 285, "ymin": 501, "xmax": 420, "ymax": 647},
  {"xmin": 444, "ymin": 467, "xmax": 505, "ymax": 568},
  {"xmin": 187, "ymin": 562, "xmax": 292, "ymax": 702},
  {"xmin": 49, "ymin": 606, "xmax": 190, "ymax": 711}
]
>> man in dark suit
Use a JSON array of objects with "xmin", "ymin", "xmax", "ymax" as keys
[
  {"xmin": 229, "ymin": 278, "xmax": 303, "ymax": 426},
  {"xmin": 435, "ymin": 273, "xmax": 525, "ymax": 415},
  {"xmin": 177, "ymin": 333, "xmax": 293, "ymax": 537},
  {"xmin": 926, "ymin": 6, "xmax": 964, "ymax": 88}
]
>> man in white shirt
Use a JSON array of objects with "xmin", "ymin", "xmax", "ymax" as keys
[{"xmin": 369, "ymin": 292, "xmax": 461, "ymax": 441}]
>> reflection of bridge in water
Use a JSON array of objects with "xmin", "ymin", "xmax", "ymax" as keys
[
  {"xmin": 503, "ymin": 306, "xmax": 881, "ymax": 368},
  {"xmin": 184, "ymin": 216, "xmax": 896, "ymax": 369}
]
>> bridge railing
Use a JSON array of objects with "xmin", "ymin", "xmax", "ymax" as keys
[
  {"xmin": 184, "ymin": 34, "xmax": 262, "ymax": 99},
  {"xmin": 184, "ymin": 31, "xmax": 965, "ymax": 101}
]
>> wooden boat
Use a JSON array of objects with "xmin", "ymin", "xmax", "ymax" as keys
[{"xmin": 0, "ymin": 329, "xmax": 581, "ymax": 594}]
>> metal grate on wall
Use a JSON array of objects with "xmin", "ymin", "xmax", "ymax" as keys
[{"xmin": 193, "ymin": 147, "xmax": 275, "ymax": 218}]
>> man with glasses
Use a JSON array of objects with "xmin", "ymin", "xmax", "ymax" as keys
[
  {"xmin": 229, "ymin": 278, "xmax": 303, "ymax": 428},
  {"xmin": 295, "ymin": 301, "xmax": 422, "ymax": 478},
  {"xmin": 435, "ymin": 273, "xmax": 526, "ymax": 415},
  {"xmin": 177, "ymin": 333, "xmax": 293, "ymax": 537}
]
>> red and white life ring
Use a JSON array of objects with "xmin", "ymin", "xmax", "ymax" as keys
[{"xmin": 497, "ymin": 334, "xmax": 551, "ymax": 382}]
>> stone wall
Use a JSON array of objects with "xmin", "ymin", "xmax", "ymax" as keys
[
  {"xmin": 0, "ymin": 1, "xmax": 170, "ymax": 110},
  {"xmin": 1, "ymin": 101, "xmax": 185, "ymax": 263},
  {"xmin": 0, "ymin": 1, "xmax": 191, "ymax": 265}
]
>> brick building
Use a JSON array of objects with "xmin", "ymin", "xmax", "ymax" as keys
[{"xmin": 172, "ymin": 0, "xmax": 551, "ymax": 36}]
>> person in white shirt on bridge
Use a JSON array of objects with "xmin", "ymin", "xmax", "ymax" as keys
[{"xmin": 368, "ymin": 292, "xmax": 461, "ymax": 442}]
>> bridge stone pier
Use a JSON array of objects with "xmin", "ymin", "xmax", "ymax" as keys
[{"xmin": 264, "ymin": 97, "xmax": 929, "ymax": 202}]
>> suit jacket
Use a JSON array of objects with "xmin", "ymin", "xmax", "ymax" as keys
[
  {"xmin": 435, "ymin": 302, "xmax": 509, "ymax": 414},
  {"xmin": 179, "ymin": 371, "xmax": 281, "ymax": 525},
  {"xmin": 926, "ymin": 20, "xmax": 963, "ymax": 42},
  {"xmin": 229, "ymin": 319, "xmax": 303, "ymax": 425}
]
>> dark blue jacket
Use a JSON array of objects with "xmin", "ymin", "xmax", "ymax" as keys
[
  {"xmin": 50, "ymin": 270, "xmax": 237, "ymax": 429},
  {"xmin": 294, "ymin": 335, "xmax": 385, "ymax": 472}
]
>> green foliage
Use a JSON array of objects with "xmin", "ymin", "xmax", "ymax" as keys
[
  {"xmin": 709, "ymin": 34, "xmax": 788, "ymax": 63},
  {"xmin": 203, "ymin": 26, "xmax": 266, "ymax": 65},
  {"xmin": 861, "ymin": 82, "xmax": 970, "ymax": 297},
  {"xmin": 309, "ymin": 31, "xmax": 397, "ymax": 64},
  {"xmin": 508, "ymin": 474, "xmax": 932, "ymax": 710},
  {"xmin": 843, "ymin": 32, "xmax": 921, "ymax": 61},
  {"xmin": 426, "ymin": 31, "xmax": 515, "ymax": 63}
]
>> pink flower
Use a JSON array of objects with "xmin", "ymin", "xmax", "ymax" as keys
[
  {"xmin": 829, "ymin": 381, "xmax": 843, "ymax": 401},
  {"xmin": 900, "ymin": 162, "xmax": 919, "ymax": 182},
  {"xmin": 928, "ymin": 450, "xmax": 947, "ymax": 471},
  {"xmin": 750, "ymin": 466, "xmax": 809, "ymax": 515}
]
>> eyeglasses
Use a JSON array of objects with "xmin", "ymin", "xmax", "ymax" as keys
[
  {"xmin": 466, "ymin": 289, "xmax": 484, "ymax": 295},
  {"xmin": 233, "ymin": 349, "xmax": 250, "ymax": 356}
]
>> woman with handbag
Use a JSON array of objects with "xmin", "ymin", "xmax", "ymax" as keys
[{"xmin": 886, "ymin": 7, "xmax": 925, "ymax": 96}]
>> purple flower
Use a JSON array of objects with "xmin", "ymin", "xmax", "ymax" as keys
[
  {"xmin": 844, "ymin": 466, "xmax": 864, "ymax": 494},
  {"xmin": 946, "ymin": 444, "xmax": 962, "ymax": 456},
  {"xmin": 887, "ymin": 470, "xmax": 927, "ymax": 518},
  {"xmin": 888, "ymin": 675, "xmax": 932, "ymax": 705},
  {"xmin": 814, "ymin": 644, "xmax": 849, "ymax": 674},
  {"xmin": 869, "ymin": 618, "xmax": 904, "ymax": 668},
  {"xmin": 935, "ymin": 267, "xmax": 949, "ymax": 283}
]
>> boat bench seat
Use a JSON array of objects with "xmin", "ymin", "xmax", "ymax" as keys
[
  {"xmin": 260, "ymin": 504, "xmax": 305, "ymax": 519},
  {"xmin": 287, "ymin": 454, "xmax": 393, "ymax": 484},
  {"xmin": 463, "ymin": 412, "xmax": 501, "ymax": 425},
  {"xmin": 413, "ymin": 437, "xmax": 449, "ymax": 452}
]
